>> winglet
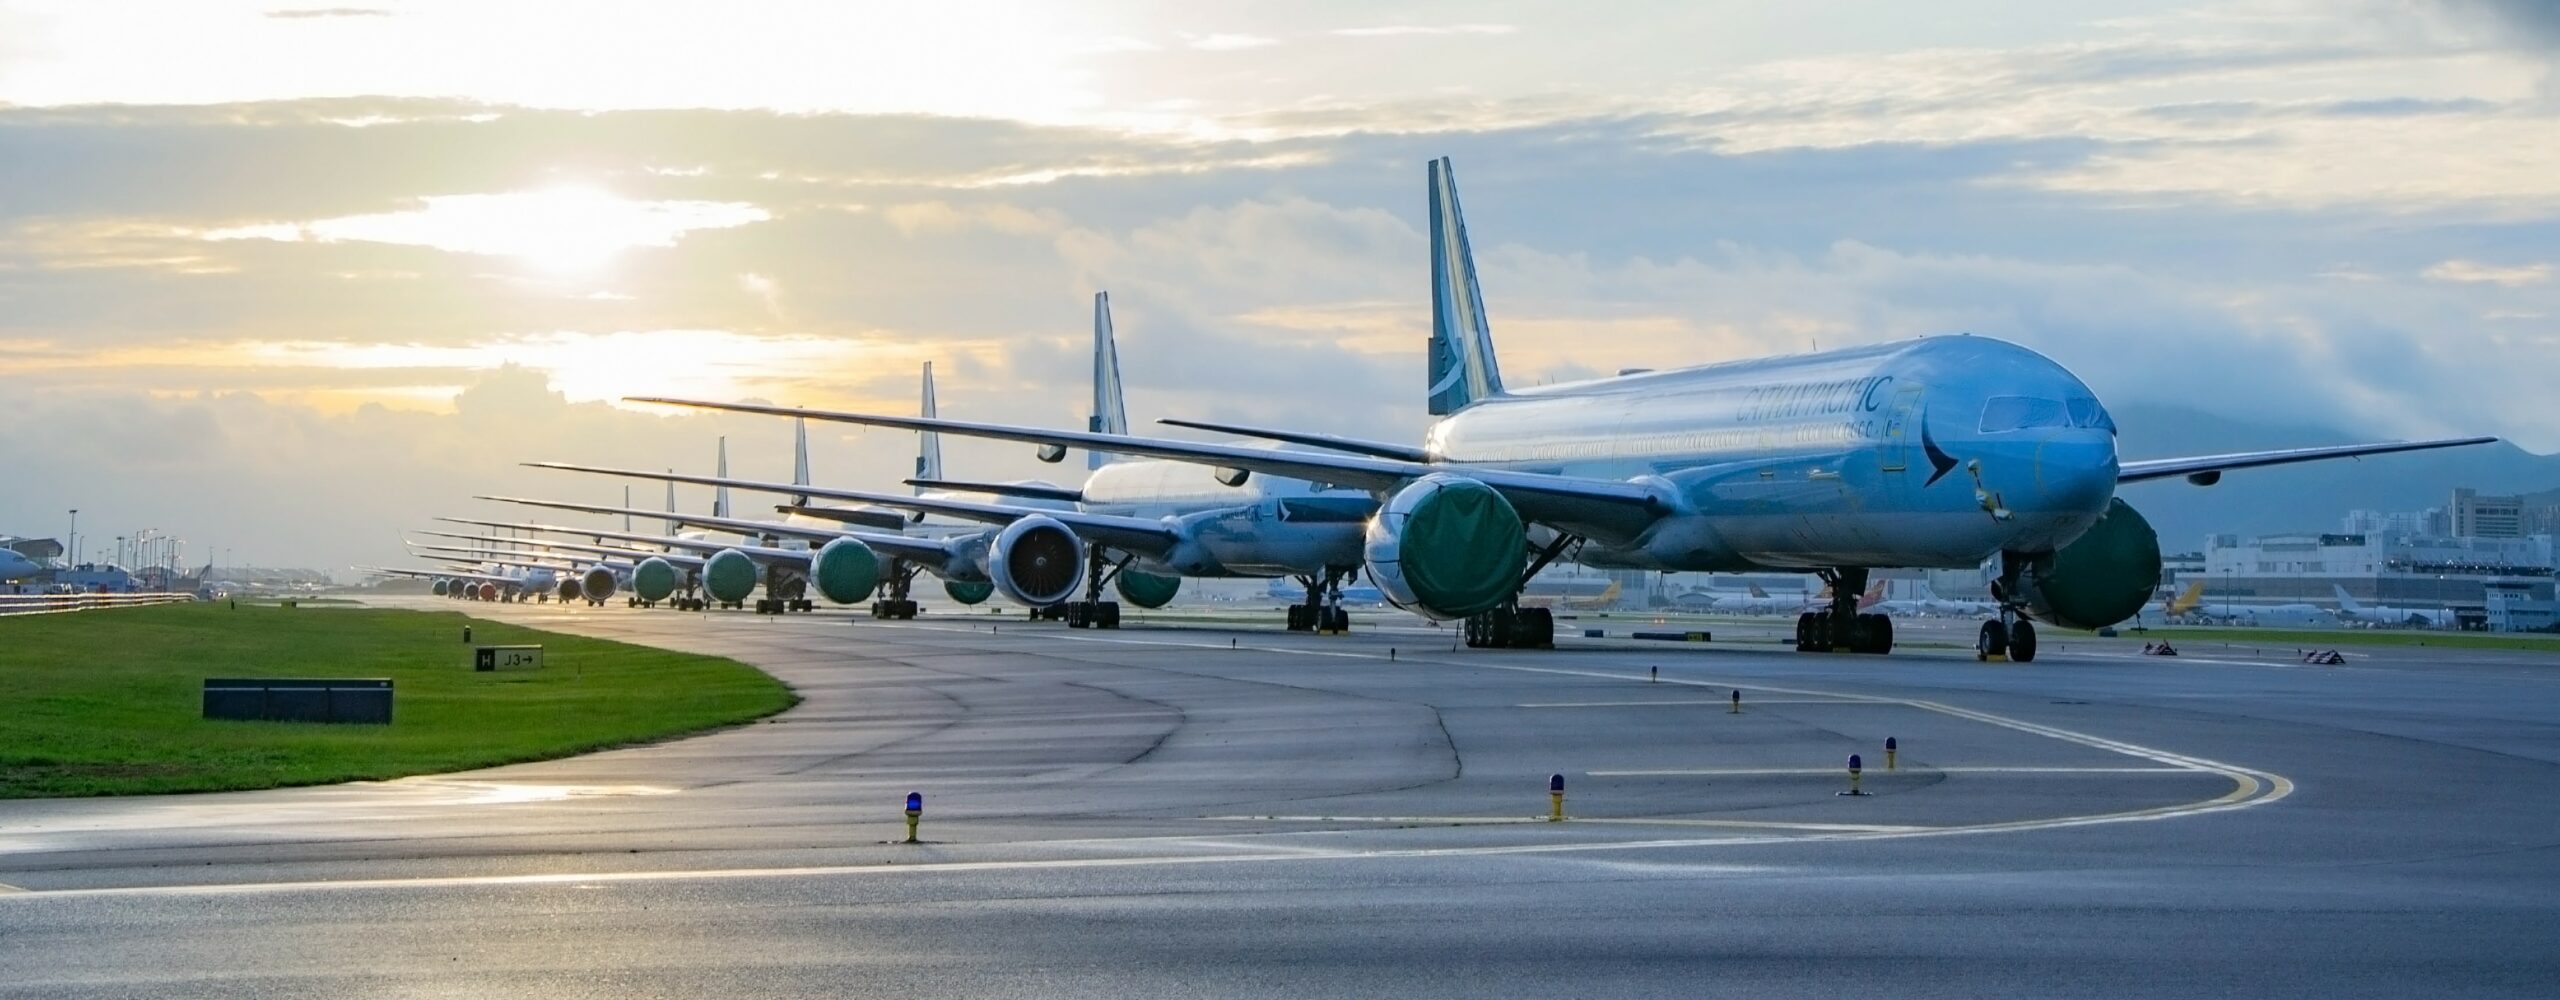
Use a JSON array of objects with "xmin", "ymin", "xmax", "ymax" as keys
[{"xmin": 1428, "ymin": 157, "xmax": 1505, "ymax": 416}]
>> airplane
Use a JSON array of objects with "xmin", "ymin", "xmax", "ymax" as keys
[
  {"xmin": 628, "ymin": 157, "xmax": 2496, "ymax": 660},
  {"xmin": 0, "ymin": 548, "xmax": 40, "ymax": 582},
  {"xmin": 2163, "ymin": 581, "xmax": 2207, "ymax": 618},
  {"xmin": 362, "ymin": 564, "xmax": 532, "ymax": 602},
  {"xmin": 1874, "ymin": 581, "xmax": 1999, "ymax": 618},
  {"xmin": 538, "ymin": 291, "xmax": 1388, "ymax": 633},
  {"xmin": 2332, "ymin": 585, "xmax": 2456, "ymax": 628},
  {"xmin": 2206, "ymin": 601, "xmax": 2339, "ymax": 628}
]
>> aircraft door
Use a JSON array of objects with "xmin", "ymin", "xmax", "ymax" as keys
[{"xmin": 1877, "ymin": 384, "xmax": 1924, "ymax": 473}]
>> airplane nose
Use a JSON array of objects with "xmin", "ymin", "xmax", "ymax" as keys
[{"xmin": 2035, "ymin": 432, "xmax": 2118, "ymax": 513}]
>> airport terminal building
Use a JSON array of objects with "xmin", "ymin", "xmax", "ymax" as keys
[{"xmin": 2200, "ymin": 531, "xmax": 2555, "ymax": 610}]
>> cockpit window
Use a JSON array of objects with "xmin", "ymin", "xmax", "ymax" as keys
[
  {"xmin": 2066, "ymin": 396, "xmax": 2116, "ymax": 433},
  {"xmin": 1981, "ymin": 395, "xmax": 2115, "ymax": 434},
  {"xmin": 1979, "ymin": 396, "xmax": 2067, "ymax": 433}
]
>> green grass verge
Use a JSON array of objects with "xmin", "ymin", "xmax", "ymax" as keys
[
  {"xmin": 0, "ymin": 602, "xmax": 797, "ymax": 798},
  {"xmin": 2152, "ymin": 626, "xmax": 2560, "ymax": 652}
]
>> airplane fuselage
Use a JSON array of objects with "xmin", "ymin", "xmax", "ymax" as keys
[
  {"xmin": 1081, "ymin": 457, "xmax": 1373, "ymax": 578},
  {"xmin": 1423, "ymin": 336, "xmax": 2120, "ymax": 572}
]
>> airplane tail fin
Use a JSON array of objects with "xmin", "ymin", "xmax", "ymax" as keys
[
  {"xmin": 713, "ymin": 437, "xmax": 731, "ymax": 520},
  {"xmin": 2166, "ymin": 581, "xmax": 2206, "ymax": 615},
  {"xmin": 1748, "ymin": 585, "xmax": 1769, "ymax": 599},
  {"xmin": 1427, "ymin": 156, "xmax": 1506, "ymax": 416},
  {"xmin": 1089, "ymin": 291, "xmax": 1128, "ymax": 469},
  {"xmin": 789, "ymin": 416, "xmax": 812, "ymax": 506},
  {"xmin": 1859, "ymin": 580, "xmax": 1887, "ymax": 610},
  {"xmin": 2331, "ymin": 584, "xmax": 2365, "ymax": 613},
  {"xmin": 664, "ymin": 474, "xmax": 677, "ymax": 539},
  {"xmin": 913, "ymin": 362, "xmax": 944, "ymax": 494}
]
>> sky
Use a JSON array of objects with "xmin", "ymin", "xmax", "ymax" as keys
[{"xmin": 3, "ymin": 0, "xmax": 2557, "ymax": 573}]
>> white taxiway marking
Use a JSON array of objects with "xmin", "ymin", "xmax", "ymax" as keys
[
  {"xmin": 1, "ymin": 613, "xmax": 2286, "ymax": 902},
  {"xmin": 1589, "ymin": 766, "xmax": 2204, "ymax": 776},
  {"xmin": 1516, "ymin": 699, "xmax": 1854, "ymax": 708}
]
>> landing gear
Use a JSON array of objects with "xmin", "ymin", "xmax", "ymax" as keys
[
  {"xmin": 1463, "ymin": 604, "xmax": 1553, "ymax": 649},
  {"xmin": 869, "ymin": 560, "xmax": 921, "ymax": 619},
  {"xmin": 1795, "ymin": 568, "xmax": 1893, "ymax": 654},
  {"xmin": 1053, "ymin": 548, "xmax": 1125, "ymax": 630},
  {"xmin": 1284, "ymin": 569, "xmax": 1354, "ymax": 633},
  {"xmin": 1977, "ymin": 551, "xmax": 2041, "ymax": 662},
  {"xmin": 1062, "ymin": 601, "xmax": 1120, "ymax": 629}
]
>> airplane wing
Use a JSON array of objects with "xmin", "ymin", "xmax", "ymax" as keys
[
  {"xmin": 436, "ymin": 516, "xmax": 741, "ymax": 557},
  {"xmin": 903, "ymin": 478, "xmax": 1087, "ymax": 504},
  {"xmin": 627, "ymin": 398, "xmax": 1675, "ymax": 539},
  {"xmin": 1153, "ymin": 418, "xmax": 1434, "ymax": 463},
  {"xmin": 467, "ymin": 496, "xmax": 964, "ymax": 570},
  {"xmin": 524, "ymin": 462, "xmax": 1187, "ymax": 557},
  {"xmin": 2118, "ymin": 437, "xmax": 2496, "ymax": 485}
]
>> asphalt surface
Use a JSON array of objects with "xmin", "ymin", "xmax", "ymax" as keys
[{"xmin": 3, "ymin": 598, "xmax": 2556, "ymax": 997}]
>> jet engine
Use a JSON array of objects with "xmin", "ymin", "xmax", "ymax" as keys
[
  {"xmin": 2013, "ymin": 498, "xmax": 2162, "ymax": 630},
  {"xmin": 1115, "ymin": 569, "xmax": 1181, "ymax": 609},
  {"xmin": 989, "ymin": 514, "xmax": 1084, "ymax": 607},
  {"xmin": 431, "ymin": 579, "xmax": 450, "ymax": 597},
  {"xmin": 944, "ymin": 579, "xmax": 994, "ymax": 604},
  {"xmin": 632, "ymin": 557, "xmax": 680, "ymax": 604},
  {"xmin": 580, "ymin": 566, "xmax": 617, "ymax": 603},
  {"xmin": 476, "ymin": 582, "xmax": 500, "ymax": 602},
  {"xmin": 703, "ymin": 549, "xmax": 760, "ymax": 606},
  {"xmin": 559, "ymin": 575, "xmax": 588, "ymax": 603},
  {"xmin": 1363, "ymin": 474, "xmax": 1525, "ymax": 620},
  {"xmin": 811, "ymin": 537, "xmax": 882, "ymax": 605}
]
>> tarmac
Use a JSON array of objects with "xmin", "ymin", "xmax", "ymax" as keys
[{"xmin": 3, "ymin": 598, "xmax": 2556, "ymax": 997}]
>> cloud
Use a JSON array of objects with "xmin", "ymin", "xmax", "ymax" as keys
[
  {"xmin": 1330, "ymin": 24, "xmax": 1517, "ymax": 38},
  {"xmin": 263, "ymin": 7, "xmax": 392, "ymax": 18},
  {"xmin": 1185, "ymin": 33, "xmax": 1278, "ymax": 51},
  {"xmin": 2423, "ymin": 259, "xmax": 2555, "ymax": 285}
]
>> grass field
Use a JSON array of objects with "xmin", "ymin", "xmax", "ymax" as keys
[
  {"xmin": 0, "ymin": 602, "xmax": 796, "ymax": 798},
  {"xmin": 2152, "ymin": 626, "xmax": 2560, "ymax": 652}
]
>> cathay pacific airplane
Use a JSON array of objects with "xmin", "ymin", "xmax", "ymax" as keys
[
  {"xmin": 542, "ymin": 291, "xmax": 1383, "ymax": 632},
  {"xmin": 634, "ymin": 159, "xmax": 2493, "ymax": 659}
]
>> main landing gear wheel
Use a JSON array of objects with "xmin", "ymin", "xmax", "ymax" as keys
[
  {"xmin": 2007, "ymin": 620, "xmax": 2037, "ymax": 662},
  {"xmin": 1975, "ymin": 620, "xmax": 2007, "ymax": 660},
  {"xmin": 1463, "ymin": 606, "xmax": 1553, "ymax": 649},
  {"xmin": 1064, "ymin": 600, "xmax": 1121, "ymax": 630}
]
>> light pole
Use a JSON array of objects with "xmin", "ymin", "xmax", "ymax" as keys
[{"xmin": 66, "ymin": 509, "xmax": 77, "ymax": 568}]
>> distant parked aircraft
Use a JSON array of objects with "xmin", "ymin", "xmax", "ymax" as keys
[{"xmin": 2332, "ymin": 585, "xmax": 2456, "ymax": 628}]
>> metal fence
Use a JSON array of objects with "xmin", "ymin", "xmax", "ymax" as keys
[{"xmin": 0, "ymin": 592, "xmax": 197, "ymax": 616}]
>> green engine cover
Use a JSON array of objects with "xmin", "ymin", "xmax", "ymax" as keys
[
  {"xmin": 431, "ymin": 579, "xmax": 449, "ymax": 597},
  {"xmin": 632, "ymin": 558, "xmax": 680, "ymax": 602},
  {"xmin": 1368, "ymin": 475, "xmax": 1525, "ymax": 619},
  {"xmin": 812, "ymin": 538, "xmax": 882, "ymax": 605},
  {"xmin": 703, "ymin": 549, "xmax": 759, "ymax": 604},
  {"xmin": 1114, "ymin": 569, "xmax": 1181, "ymax": 609},
  {"xmin": 944, "ymin": 579, "xmax": 994, "ymax": 605},
  {"xmin": 2029, "ymin": 497, "xmax": 2163, "ymax": 630}
]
